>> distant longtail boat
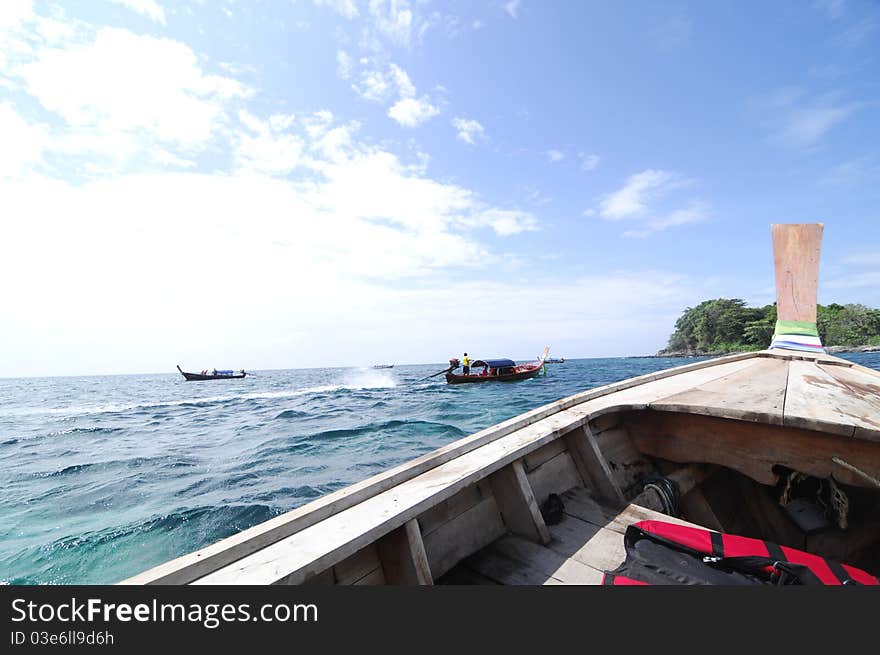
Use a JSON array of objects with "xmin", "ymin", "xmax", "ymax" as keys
[{"xmin": 176, "ymin": 365, "xmax": 247, "ymax": 381}]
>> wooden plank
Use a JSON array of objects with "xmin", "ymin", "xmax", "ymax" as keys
[
  {"xmin": 489, "ymin": 460, "xmax": 551, "ymax": 544},
  {"xmin": 377, "ymin": 519, "xmax": 433, "ymax": 585},
  {"xmin": 333, "ymin": 544, "xmax": 381, "ymax": 586},
  {"xmin": 589, "ymin": 413, "xmax": 621, "ymax": 434},
  {"xmin": 771, "ymin": 223, "xmax": 822, "ymax": 325},
  {"xmin": 436, "ymin": 564, "xmax": 500, "ymax": 585},
  {"xmin": 522, "ymin": 439, "xmax": 566, "ymax": 473},
  {"xmin": 545, "ymin": 514, "xmax": 627, "ymax": 573},
  {"xmin": 352, "ymin": 568, "xmax": 385, "ymax": 585},
  {"xmin": 592, "ymin": 426, "xmax": 652, "ymax": 496},
  {"xmin": 299, "ymin": 569, "xmax": 334, "ymax": 585},
  {"xmin": 486, "ymin": 534, "xmax": 604, "ymax": 585},
  {"xmin": 417, "ymin": 482, "xmax": 486, "ymax": 538},
  {"xmin": 581, "ymin": 357, "xmax": 763, "ymax": 414},
  {"xmin": 564, "ymin": 425, "xmax": 625, "ymax": 505},
  {"xmin": 526, "ymin": 451, "xmax": 582, "ymax": 507},
  {"xmin": 628, "ymin": 410, "xmax": 880, "ymax": 488},
  {"xmin": 461, "ymin": 548, "xmax": 562, "ymax": 585},
  {"xmin": 816, "ymin": 363, "xmax": 880, "ymax": 441},
  {"xmin": 560, "ymin": 487, "xmax": 707, "ymax": 534},
  {"xmin": 422, "ymin": 495, "xmax": 506, "ymax": 580},
  {"xmin": 784, "ymin": 360, "xmax": 880, "ymax": 439},
  {"xmin": 650, "ymin": 357, "xmax": 789, "ymax": 425}
]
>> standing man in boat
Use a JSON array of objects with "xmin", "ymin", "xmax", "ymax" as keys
[{"xmin": 462, "ymin": 353, "xmax": 470, "ymax": 376}]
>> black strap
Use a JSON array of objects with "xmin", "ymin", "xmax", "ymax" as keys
[
  {"xmin": 764, "ymin": 540, "xmax": 787, "ymax": 564},
  {"xmin": 825, "ymin": 559, "xmax": 854, "ymax": 585},
  {"xmin": 710, "ymin": 531, "xmax": 724, "ymax": 557}
]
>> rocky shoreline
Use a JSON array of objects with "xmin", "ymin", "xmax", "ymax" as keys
[{"xmin": 649, "ymin": 345, "xmax": 880, "ymax": 358}]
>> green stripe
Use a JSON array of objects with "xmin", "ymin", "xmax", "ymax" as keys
[{"xmin": 773, "ymin": 320, "xmax": 819, "ymax": 338}]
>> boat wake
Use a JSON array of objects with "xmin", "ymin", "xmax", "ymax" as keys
[{"xmin": 0, "ymin": 376, "xmax": 399, "ymax": 420}]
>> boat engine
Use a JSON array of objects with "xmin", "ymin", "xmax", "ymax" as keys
[{"xmin": 448, "ymin": 358, "xmax": 460, "ymax": 369}]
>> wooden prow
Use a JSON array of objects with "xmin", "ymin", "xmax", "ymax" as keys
[{"xmin": 769, "ymin": 223, "xmax": 825, "ymax": 353}]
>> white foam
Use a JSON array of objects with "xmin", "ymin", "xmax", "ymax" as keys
[{"xmin": 1, "ymin": 375, "xmax": 397, "ymax": 418}]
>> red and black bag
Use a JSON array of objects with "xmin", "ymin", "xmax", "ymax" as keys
[{"xmin": 602, "ymin": 520, "xmax": 879, "ymax": 586}]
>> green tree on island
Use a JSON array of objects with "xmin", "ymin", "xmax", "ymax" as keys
[{"xmin": 663, "ymin": 299, "xmax": 880, "ymax": 354}]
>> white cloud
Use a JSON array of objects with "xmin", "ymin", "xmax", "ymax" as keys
[
  {"xmin": 468, "ymin": 209, "xmax": 538, "ymax": 236},
  {"xmin": 622, "ymin": 201, "xmax": 709, "ymax": 238},
  {"xmin": 110, "ymin": 0, "xmax": 167, "ymax": 25},
  {"xmin": 546, "ymin": 149, "xmax": 564, "ymax": 163},
  {"xmin": 504, "ymin": 0, "xmax": 521, "ymax": 19},
  {"xmin": 313, "ymin": 0, "xmax": 359, "ymax": 19},
  {"xmin": 352, "ymin": 62, "xmax": 437, "ymax": 127},
  {"xmin": 368, "ymin": 0, "xmax": 414, "ymax": 46},
  {"xmin": 336, "ymin": 49, "xmax": 353, "ymax": 79},
  {"xmin": 388, "ymin": 96, "xmax": 439, "ymax": 127},
  {"xmin": 353, "ymin": 67, "xmax": 394, "ymax": 102},
  {"xmin": 579, "ymin": 152, "xmax": 600, "ymax": 171},
  {"xmin": 780, "ymin": 104, "xmax": 858, "ymax": 147},
  {"xmin": 0, "ymin": 0, "xmax": 34, "ymax": 30},
  {"xmin": 0, "ymin": 101, "xmax": 49, "ymax": 178},
  {"xmin": 452, "ymin": 117, "xmax": 484, "ymax": 144},
  {"xmin": 0, "ymin": 114, "xmax": 540, "ymax": 332},
  {"xmin": 353, "ymin": 62, "xmax": 417, "ymax": 103},
  {"xmin": 388, "ymin": 62, "xmax": 415, "ymax": 97},
  {"xmin": 756, "ymin": 87, "xmax": 859, "ymax": 148},
  {"xmin": 235, "ymin": 110, "xmax": 304, "ymax": 174},
  {"xmin": 599, "ymin": 169, "xmax": 677, "ymax": 220},
  {"xmin": 595, "ymin": 169, "xmax": 705, "ymax": 237},
  {"xmin": 20, "ymin": 27, "xmax": 249, "ymax": 148}
]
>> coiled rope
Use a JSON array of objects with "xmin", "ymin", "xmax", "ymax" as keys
[{"xmin": 640, "ymin": 475, "xmax": 681, "ymax": 517}]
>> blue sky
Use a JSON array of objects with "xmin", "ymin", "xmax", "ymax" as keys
[{"xmin": 1, "ymin": 0, "xmax": 878, "ymax": 376}]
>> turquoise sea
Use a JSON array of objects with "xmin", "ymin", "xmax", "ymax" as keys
[{"xmin": 3, "ymin": 353, "xmax": 879, "ymax": 585}]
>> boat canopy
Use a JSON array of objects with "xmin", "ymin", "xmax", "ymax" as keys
[{"xmin": 472, "ymin": 358, "xmax": 516, "ymax": 368}]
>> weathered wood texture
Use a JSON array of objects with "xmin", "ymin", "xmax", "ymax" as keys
[
  {"xmin": 651, "ymin": 357, "xmax": 789, "ymax": 425},
  {"xmin": 295, "ymin": 543, "xmax": 383, "ymax": 586},
  {"xmin": 377, "ymin": 519, "xmax": 433, "ymax": 585},
  {"xmin": 563, "ymin": 426, "xmax": 625, "ymax": 505},
  {"xmin": 422, "ymin": 494, "xmax": 506, "ymax": 579},
  {"xmin": 455, "ymin": 487, "xmax": 706, "ymax": 585},
  {"xmin": 591, "ymin": 426, "xmax": 653, "ymax": 497},
  {"xmin": 489, "ymin": 460, "xmax": 551, "ymax": 544},
  {"xmin": 525, "ymin": 451, "xmax": 582, "ymax": 508},
  {"xmin": 627, "ymin": 410, "xmax": 880, "ymax": 488},
  {"xmin": 784, "ymin": 360, "xmax": 880, "ymax": 439},
  {"xmin": 772, "ymin": 223, "xmax": 823, "ymax": 324}
]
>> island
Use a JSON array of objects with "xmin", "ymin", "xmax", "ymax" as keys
[{"xmin": 657, "ymin": 299, "xmax": 880, "ymax": 357}]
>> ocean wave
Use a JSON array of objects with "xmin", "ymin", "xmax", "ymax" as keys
[
  {"xmin": 0, "ymin": 377, "xmax": 398, "ymax": 420},
  {"xmin": 0, "ymin": 503, "xmax": 286, "ymax": 585}
]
